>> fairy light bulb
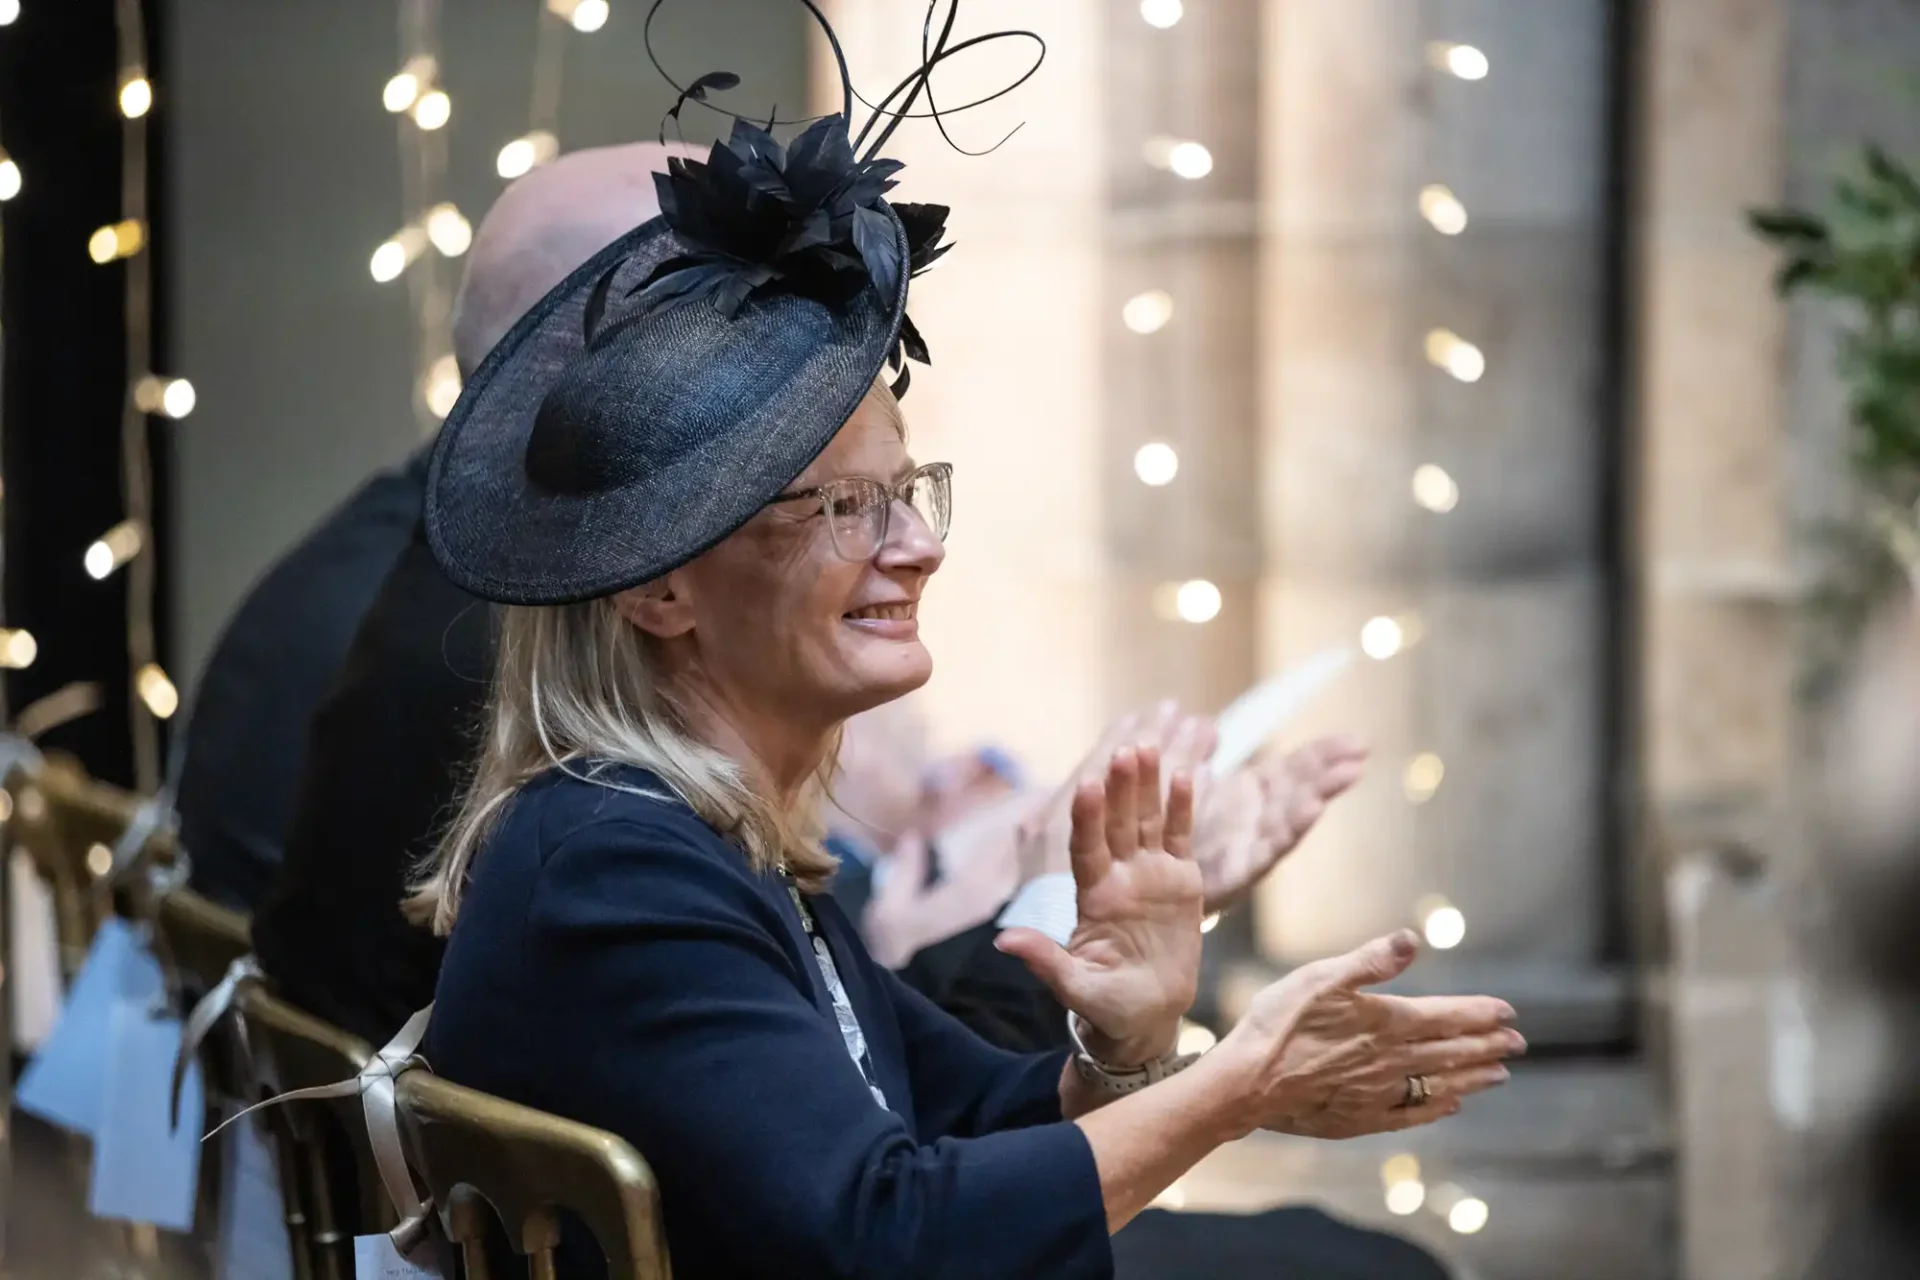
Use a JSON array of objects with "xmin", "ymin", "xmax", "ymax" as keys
[
  {"xmin": 1177, "ymin": 1020, "xmax": 1217, "ymax": 1054},
  {"xmin": 1411, "ymin": 463, "xmax": 1460, "ymax": 513},
  {"xmin": 1418, "ymin": 184, "xmax": 1468, "ymax": 235},
  {"xmin": 1134, "ymin": 442, "xmax": 1179, "ymax": 486},
  {"xmin": 133, "ymin": 375, "xmax": 195, "ymax": 419},
  {"xmin": 424, "ymin": 355, "xmax": 462, "ymax": 419},
  {"xmin": 1449, "ymin": 1197, "xmax": 1490, "ymax": 1234},
  {"xmin": 1142, "ymin": 136, "xmax": 1213, "ymax": 179},
  {"xmin": 1419, "ymin": 895, "xmax": 1466, "ymax": 950},
  {"xmin": 1425, "ymin": 328, "xmax": 1485, "ymax": 382},
  {"xmin": 1199, "ymin": 911, "xmax": 1220, "ymax": 934},
  {"xmin": 85, "ymin": 520, "xmax": 145, "ymax": 580},
  {"xmin": 0, "ymin": 1, "xmax": 18, "ymax": 26},
  {"xmin": 1140, "ymin": 0, "xmax": 1183, "ymax": 27},
  {"xmin": 1404, "ymin": 752, "xmax": 1445, "ymax": 803},
  {"xmin": 0, "ymin": 154, "xmax": 20, "ymax": 201},
  {"xmin": 570, "ymin": 0, "xmax": 610, "ymax": 31},
  {"xmin": 371, "ymin": 227, "xmax": 427, "ymax": 283},
  {"xmin": 136, "ymin": 664, "xmax": 179, "ymax": 719},
  {"xmin": 1360, "ymin": 616, "xmax": 1404, "ymax": 660},
  {"xmin": 497, "ymin": 130, "xmax": 560, "ymax": 179},
  {"xmin": 119, "ymin": 76, "xmax": 153, "ymax": 119},
  {"xmin": 88, "ymin": 220, "xmax": 145, "ymax": 264},
  {"xmin": 412, "ymin": 89, "xmax": 451, "ymax": 131},
  {"xmin": 1175, "ymin": 579, "xmax": 1222, "ymax": 624},
  {"xmin": 0, "ymin": 628, "xmax": 37, "ymax": 670},
  {"xmin": 1431, "ymin": 42, "xmax": 1491, "ymax": 81},
  {"xmin": 1122, "ymin": 289, "xmax": 1174, "ymax": 334},
  {"xmin": 425, "ymin": 203, "xmax": 472, "ymax": 257},
  {"xmin": 1169, "ymin": 141, "xmax": 1213, "ymax": 179}
]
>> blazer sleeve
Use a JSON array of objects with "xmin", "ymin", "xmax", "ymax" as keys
[
  {"xmin": 526, "ymin": 815, "xmax": 1113, "ymax": 1280},
  {"xmin": 878, "ymin": 963, "xmax": 1073, "ymax": 1138}
]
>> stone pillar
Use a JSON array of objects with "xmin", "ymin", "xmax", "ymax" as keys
[
  {"xmin": 1254, "ymin": 1, "xmax": 1612, "ymax": 975},
  {"xmin": 1634, "ymin": 0, "xmax": 1795, "ymax": 1276},
  {"xmin": 813, "ymin": 2, "xmax": 1115, "ymax": 776}
]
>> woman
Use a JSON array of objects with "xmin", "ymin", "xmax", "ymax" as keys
[{"xmin": 409, "ymin": 11, "xmax": 1521, "ymax": 1275}]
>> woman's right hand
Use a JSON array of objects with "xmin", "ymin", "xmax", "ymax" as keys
[{"xmin": 1214, "ymin": 930, "xmax": 1523, "ymax": 1137}]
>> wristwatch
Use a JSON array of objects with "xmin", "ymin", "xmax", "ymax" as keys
[{"xmin": 1066, "ymin": 1014, "xmax": 1200, "ymax": 1097}]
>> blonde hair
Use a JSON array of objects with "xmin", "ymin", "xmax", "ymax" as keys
[{"xmin": 404, "ymin": 596, "xmax": 840, "ymax": 935}]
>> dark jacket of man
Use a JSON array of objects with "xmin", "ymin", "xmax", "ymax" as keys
[
  {"xmin": 175, "ymin": 450, "xmax": 429, "ymax": 910},
  {"xmin": 250, "ymin": 520, "xmax": 489, "ymax": 1045}
]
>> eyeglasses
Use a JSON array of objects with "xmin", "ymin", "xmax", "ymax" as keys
[{"xmin": 770, "ymin": 461, "xmax": 953, "ymax": 562}]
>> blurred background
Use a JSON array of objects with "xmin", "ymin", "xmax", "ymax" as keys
[{"xmin": 5, "ymin": 0, "xmax": 1920, "ymax": 1277}]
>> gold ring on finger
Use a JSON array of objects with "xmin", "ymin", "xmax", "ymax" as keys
[{"xmin": 1401, "ymin": 1074, "xmax": 1434, "ymax": 1108}]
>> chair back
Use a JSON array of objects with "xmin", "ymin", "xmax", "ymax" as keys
[
  {"xmin": 2, "ymin": 752, "xmax": 146, "ymax": 971},
  {"xmin": 233, "ymin": 984, "xmax": 392, "ymax": 1280},
  {"xmin": 397, "ymin": 1071, "xmax": 672, "ymax": 1280}
]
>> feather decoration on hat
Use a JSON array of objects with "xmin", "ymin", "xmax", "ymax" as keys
[{"xmin": 595, "ymin": 0, "xmax": 1042, "ymax": 395}]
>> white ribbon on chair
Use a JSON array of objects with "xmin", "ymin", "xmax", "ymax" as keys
[
  {"xmin": 171, "ymin": 953, "xmax": 266, "ymax": 1128},
  {"xmin": 200, "ymin": 1004, "xmax": 439, "ymax": 1262}
]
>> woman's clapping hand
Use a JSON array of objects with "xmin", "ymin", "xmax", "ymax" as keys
[
  {"xmin": 1213, "ymin": 930, "xmax": 1523, "ymax": 1138},
  {"xmin": 996, "ymin": 746, "xmax": 1204, "ymax": 1066}
]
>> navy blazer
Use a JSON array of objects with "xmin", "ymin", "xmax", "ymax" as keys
[{"xmin": 423, "ymin": 764, "xmax": 1112, "ymax": 1279}]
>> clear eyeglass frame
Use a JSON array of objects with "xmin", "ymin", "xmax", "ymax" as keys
[{"xmin": 772, "ymin": 461, "xmax": 953, "ymax": 562}]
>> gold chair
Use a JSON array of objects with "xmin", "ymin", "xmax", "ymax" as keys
[
  {"xmin": 396, "ymin": 1070, "xmax": 672, "ymax": 1280},
  {"xmin": 1, "ymin": 751, "xmax": 143, "ymax": 973},
  {"xmin": 230, "ymin": 983, "xmax": 397, "ymax": 1280}
]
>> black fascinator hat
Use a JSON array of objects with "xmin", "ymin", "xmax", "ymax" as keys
[{"xmin": 426, "ymin": 1, "xmax": 1042, "ymax": 606}]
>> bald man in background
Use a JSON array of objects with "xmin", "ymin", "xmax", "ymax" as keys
[{"xmin": 247, "ymin": 143, "xmax": 694, "ymax": 1041}]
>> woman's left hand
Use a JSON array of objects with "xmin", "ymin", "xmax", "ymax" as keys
[{"xmin": 995, "ymin": 746, "xmax": 1203, "ymax": 1066}]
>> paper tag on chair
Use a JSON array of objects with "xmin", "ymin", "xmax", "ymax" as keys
[
  {"xmin": 88, "ymin": 999, "xmax": 205, "ymax": 1232},
  {"xmin": 214, "ymin": 1111, "xmax": 293, "ymax": 1280},
  {"xmin": 354, "ymin": 1232, "xmax": 442, "ymax": 1279},
  {"xmin": 16, "ymin": 917, "xmax": 166, "ymax": 1135}
]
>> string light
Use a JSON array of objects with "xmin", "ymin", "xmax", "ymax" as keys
[
  {"xmin": 1174, "ymin": 579, "xmax": 1222, "ymax": 624},
  {"xmin": 1424, "ymin": 327, "xmax": 1485, "ymax": 382},
  {"xmin": 383, "ymin": 55, "xmax": 437, "ymax": 113},
  {"xmin": 1404, "ymin": 752, "xmax": 1445, "ymax": 803},
  {"xmin": 1133, "ymin": 442, "xmax": 1179, "ymax": 486},
  {"xmin": 496, "ymin": 129, "xmax": 560, "ymax": 179},
  {"xmin": 1382, "ymin": 1154, "xmax": 1424, "ymax": 1214},
  {"xmin": 1411, "ymin": 463, "xmax": 1459, "ymax": 512},
  {"xmin": 1360, "ymin": 615, "xmax": 1405, "ymax": 659},
  {"xmin": 1177, "ymin": 1020, "xmax": 1217, "ymax": 1054},
  {"xmin": 132, "ymin": 375, "xmax": 196, "ymax": 419},
  {"xmin": 86, "ymin": 843, "xmax": 113, "ymax": 879},
  {"xmin": 87, "ymin": 219, "xmax": 145, "ymax": 264},
  {"xmin": 1448, "ymin": 1196, "xmax": 1489, "ymax": 1234},
  {"xmin": 84, "ymin": 520, "xmax": 145, "ymax": 581},
  {"xmin": 1142, "ymin": 136, "xmax": 1214, "ymax": 180},
  {"xmin": 1139, "ymin": 0, "xmax": 1183, "ymax": 27},
  {"xmin": 0, "ymin": 628, "xmax": 36, "ymax": 670},
  {"xmin": 547, "ymin": 0, "xmax": 610, "ymax": 32},
  {"xmin": 1428, "ymin": 42, "xmax": 1490, "ymax": 81},
  {"xmin": 0, "ymin": 0, "xmax": 17, "ymax": 26},
  {"xmin": 425, "ymin": 203, "xmax": 472, "ymax": 257},
  {"xmin": 1122, "ymin": 289, "xmax": 1174, "ymax": 335},
  {"xmin": 423, "ymin": 354, "xmax": 462, "ymax": 419},
  {"xmin": 412, "ymin": 89, "xmax": 451, "ymax": 131},
  {"xmin": 0, "ymin": 151, "xmax": 19, "ymax": 201},
  {"xmin": 370, "ymin": 226, "xmax": 428, "ymax": 283},
  {"xmin": 118, "ymin": 75, "xmax": 152, "ymax": 119},
  {"xmin": 1418, "ymin": 183, "xmax": 1468, "ymax": 235},
  {"xmin": 135, "ymin": 664, "xmax": 179, "ymax": 720},
  {"xmin": 1199, "ymin": 911, "xmax": 1220, "ymax": 934},
  {"xmin": 1419, "ymin": 895, "xmax": 1467, "ymax": 950}
]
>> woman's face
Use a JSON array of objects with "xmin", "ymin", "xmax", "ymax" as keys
[{"xmin": 654, "ymin": 389, "xmax": 945, "ymax": 731}]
